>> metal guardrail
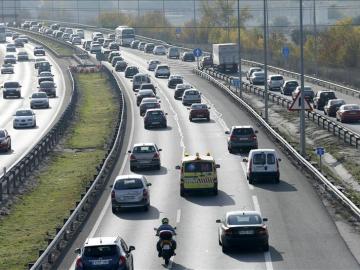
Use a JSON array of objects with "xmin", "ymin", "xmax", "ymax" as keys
[
  {"xmin": 28, "ymin": 65, "xmax": 127, "ymax": 270},
  {"xmin": 202, "ymin": 68, "xmax": 360, "ymax": 149},
  {"xmin": 194, "ymin": 68, "xmax": 360, "ymax": 220},
  {"xmin": 0, "ymin": 68, "xmax": 76, "ymax": 202}
]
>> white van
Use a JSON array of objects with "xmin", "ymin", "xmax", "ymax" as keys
[{"xmin": 244, "ymin": 149, "xmax": 281, "ymax": 184}]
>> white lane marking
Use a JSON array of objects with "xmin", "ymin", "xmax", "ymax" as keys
[
  {"xmin": 176, "ymin": 209, "xmax": 181, "ymax": 223},
  {"xmin": 202, "ymin": 95, "xmax": 229, "ymax": 132},
  {"xmin": 240, "ymin": 161, "xmax": 253, "ymax": 190},
  {"xmin": 252, "ymin": 195, "xmax": 274, "ymax": 270}
]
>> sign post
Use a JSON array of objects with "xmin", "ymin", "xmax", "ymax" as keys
[
  {"xmin": 175, "ymin": 28, "xmax": 181, "ymax": 39},
  {"xmin": 315, "ymin": 147, "xmax": 325, "ymax": 172},
  {"xmin": 193, "ymin": 48, "xmax": 202, "ymax": 69},
  {"xmin": 282, "ymin": 46, "xmax": 290, "ymax": 68}
]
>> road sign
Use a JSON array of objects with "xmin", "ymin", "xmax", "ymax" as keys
[
  {"xmin": 315, "ymin": 147, "xmax": 325, "ymax": 156},
  {"xmin": 288, "ymin": 91, "xmax": 312, "ymax": 111},
  {"xmin": 193, "ymin": 48, "xmax": 203, "ymax": 58},
  {"xmin": 282, "ymin": 46, "xmax": 290, "ymax": 58},
  {"xmin": 175, "ymin": 28, "xmax": 181, "ymax": 34},
  {"xmin": 232, "ymin": 78, "xmax": 241, "ymax": 88}
]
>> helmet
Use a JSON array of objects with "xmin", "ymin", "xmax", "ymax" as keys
[{"xmin": 161, "ymin": 217, "xmax": 169, "ymax": 224}]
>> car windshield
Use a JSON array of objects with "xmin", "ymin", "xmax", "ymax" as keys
[
  {"xmin": 32, "ymin": 93, "xmax": 47, "ymax": 98},
  {"xmin": 16, "ymin": 110, "xmax": 32, "ymax": 116},
  {"xmin": 115, "ymin": 179, "xmax": 144, "ymax": 190},
  {"xmin": 148, "ymin": 111, "xmax": 163, "ymax": 116},
  {"xmin": 232, "ymin": 128, "xmax": 254, "ymax": 135},
  {"xmin": 344, "ymin": 105, "xmax": 360, "ymax": 110},
  {"xmin": 133, "ymin": 145, "xmax": 156, "ymax": 153},
  {"xmin": 2, "ymin": 64, "xmax": 12, "ymax": 67},
  {"xmin": 171, "ymin": 78, "xmax": 183, "ymax": 83},
  {"xmin": 272, "ymin": 76, "xmax": 283, "ymax": 80},
  {"xmin": 83, "ymin": 245, "xmax": 118, "ymax": 258},
  {"xmin": 158, "ymin": 66, "xmax": 169, "ymax": 71},
  {"xmin": 0, "ymin": 131, "xmax": 5, "ymax": 138},
  {"xmin": 330, "ymin": 99, "xmax": 344, "ymax": 105},
  {"xmin": 141, "ymin": 84, "xmax": 154, "ymax": 90},
  {"xmin": 186, "ymin": 90, "xmax": 199, "ymax": 95},
  {"xmin": 6, "ymin": 55, "xmax": 15, "ymax": 58},
  {"xmin": 191, "ymin": 104, "xmax": 207, "ymax": 110},
  {"xmin": 4, "ymin": 82, "xmax": 19, "ymax": 88},
  {"xmin": 40, "ymin": 72, "xmax": 52, "ymax": 77},
  {"xmin": 227, "ymin": 214, "xmax": 262, "ymax": 225},
  {"xmin": 184, "ymin": 161, "xmax": 213, "ymax": 173},
  {"xmin": 287, "ymin": 81, "xmax": 298, "ymax": 86}
]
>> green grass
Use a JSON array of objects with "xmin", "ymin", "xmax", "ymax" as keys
[{"xmin": 0, "ymin": 72, "xmax": 118, "ymax": 269}]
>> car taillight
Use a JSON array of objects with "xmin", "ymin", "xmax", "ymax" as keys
[
  {"xmin": 230, "ymin": 135, "xmax": 236, "ymax": 141},
  {"xmin": 258, "ymin": 225, "xmax": 268, "ymax": 235},
  {"xmin": 153, "ymin": 153, "xmax": 160, "ymax": 159},
  {"xmin": 224, "ymin": 228, "xmax": 233, "ymax": 235},
  {"xmin": 76, "ymin": 257, "xmax": 83, "ymax": 268},
  {"xmin": 143, "ymin": 189, "xmax": 148, "ymax": 198},
  {"xmin": 119, "ymin": 255, "xmax": 126, "ymax": 265},
  {"xmin": 276, "ymin": 160, "xmax": 279, "ymax": 171},
  {"xmin": 111, "ymin": 190, "xmax": 115, "ymax": 199},
  {"xmin": 130, "ymin": 154, "xmax": 136, "ymax": 161},
  {"xmin": 250, "ymin": 135, "xmax": 257, "ymax": 140}
]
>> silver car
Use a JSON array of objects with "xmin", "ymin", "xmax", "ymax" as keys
[
  {"xmin": 147, "ymin": 59, "xmax": 161, "ymax": 71},
  {"xmin": 250, "ymin": 71, "xmax": 265, "ymax": 85},
  {"xmin": 182, "ymin": 89, "xmax": 201, "ymax": 105},
  {"xmin": 139, "ymin": 97, "xmax": 160, "ymax": 116},
  {"xmin": 128, "ymin": 143, "xmax": 162, "ymax": 171},
  {"xmin": 13, "ymin": 109, "xmax": 36, "ymax": 128},
  {"xmin": 30, "ymin": 92, "xmax": 49, "ymax": 109},
  {"xmin": 111, "ymin": 174, "xmax": 151, "ymax": 212}
]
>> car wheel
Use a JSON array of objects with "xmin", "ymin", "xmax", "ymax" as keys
[
  {"xmin": 222, "ymin": 243, "xmax": 229, "ymax": 253},
  {"xmin": 112, "ymin": 207, "xmax": 118, "ymax": 214},
  {"xmin": 144, "ymin": 124, "xmax": 148, "ymax": 129},
  {"xmin": 143, "ymin": 204, "xmax": 149, "ymax": 211},
  {"xmin": 189, "ymin": 117, "xmax": 192, "ymax": 122},
  {"xmin": 262, "ymin": 243, "xmax": 269, "ymax": 252},
  {"xmin": 213, "ymin": 188, "xmax": 218, "ymax": 196},
  {"xmin": 130, "ymin": 165, "xmax": 135, "ymax": 171},
  {"xmin": 180, "ymin": 187, "xmax": 185, "ymax": 197},
  {"xmin": 248, "ymin": 174, "xmax": 254, "ymax": 185},
  {"xmin": 206, "ymin": 116, "xmax": 210, "ymax": 122},
  {"xmin": 33, "ymin": 121, "xmax": 36, "ymax": 127},
  {"xmin": 7, "ymin": 143, "xmax": 11, "ymax": 152},
  {"xmin": 3, "ymin": 94, "xmax": 6, "ymax": 99},
  {"xmin": 274, "ymin": 176, "xmax": 280, "ymax": 184},
  {"xmin": 156, "ymin": 164, "xmax": 161, "ymax": 170},
  {"xmin": 228, "ymin": 146, "xmax": 233, "ymax": 154}
]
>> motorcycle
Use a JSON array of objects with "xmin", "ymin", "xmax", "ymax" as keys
[{"xmin": 154, "ymin": 227, "xmax": 176, "ymax": 265}]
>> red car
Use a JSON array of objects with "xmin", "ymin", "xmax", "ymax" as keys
[
  {"xmin": 0, "ymin": 129, "xmax": 11, "ymax": 152},
  {"xmin": 188, "ymin": 103, "xmax": 210, "ymax": 122},
  {"xmin": 336, "ymin": 104, "xmax": 360, "ymax": 123}
]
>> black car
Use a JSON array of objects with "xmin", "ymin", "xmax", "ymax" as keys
[
  {"xmin": 115, "ymin": 60, "xmax": 128, "ymax": 72},
  {"xmin": 1, "ymin": 81, "xmax": 22, "ymax": 98},
  {"xmin": 181, "ymin": 52, "xmax": 195, "ymax": 62},
  {"xmin": 109, "ymin": 42, "xmax": 120, "ymax": 51},
  {"xmin": 38, "ymin": 81, "xmax": 56, "ymax": 98},
  {"xmin": 14, "ymin": 39, "xmax": 24, "ymax": 48},
  {"xmin": 136, "ymin": 90, "xmax": 156, "ymax": 106},
  {"xmin": 37, "ymin": 61, "xmax": 52, "ymax": 75},
  {"xmin": 111, "ymin": 56, "xmax": 124, "ymax": 67},
  {"xmin": 168, "ymin": 75, "xmax": 184, "ymax": 89},
  {"xmin": 0, "ymin": 129, "xmax": 11, "ymax": 153},
  {"xmin": 280, "ymin": 80, "xmax": 299, "ymax": 96},
  {"xmin": 144, "ymin": 43, "xmax": 155, "ymax": 53},
  {"xmin": 313, "ymin": 90, "xmax": 337, "ymax": 110},
  {"xmin": 4, "ymin": 55, "xmax": 17, "ymax": 64},
  {"xmin": 216, "ymin": 211, "xmax": 269, "ymax": 252},
  {"xmin": 124, "ymin": 66, "xmax": 139, "ymax": 78},
  {"xmin": 139, "ymin": 83, "xmax": 156, "ymax": 95},
  {"xmin": 174, "ymin": 84, "xmax": 192, "ymax": 100},
  {"xmin": 144, "ymin": 109, "xmax": 167, "ymax": 129},
  {"xmin": 38, "ymin": 71, "xmax": 54, "ymax": 84},
  {"xmin": 199, "ymin": 56, "xmax": 213, "ymax": 69}
]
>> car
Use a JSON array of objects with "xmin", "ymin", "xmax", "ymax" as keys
[
  {"xmin": 37, "ymin": 61, "xmax": 52, "ymax": 75},
  {"xmin": 14, "ymin": 38, "xmax": 24, "ymax": 48},
  {"xmin": 153, "ymin": 45, "xmax": 166, "ymax": 55},
  {"xmin": 131, "ymin": 40, "xmax": 140, "ymax": 49},
  {"xmin": 167, "ymin": 75, "xmax": 183, "ymax": 89},
  {"xmin": 55, "ymin": 31, "xmax": 64, "ymax": 39},
  {"xmin": 138, "ymin": 42, "xmax": 146, "ymax": 51},
  {"xmin": 292, "ymin": 86, "xmax": 314, "ymax": 102},
  {"xmin": 336, "ymin": 104, "xmax": 360, "ymax": 123},
  {"xmin": 75, "ymin": 29, "xmax": 84, "ymax": 39},
  {"xmin": 139, "ymin": 83, "xmax": 156, "ymax": 95},
  {"xmin": 82, "ymin": 40, "xmax": 92, "ymax": 51},
  {"xmin": 107, "ymin": 33, "xmax": 116, "ymax": 41},
  {"xmin": 17, "ymin": 51, "xmax": 29, "ymax": 61},
  {"xmin": 69, "ymin": 34, "xmax": 80, "ymax": 41},
  {"xmin": 144, "ymin": 43, "xmax": 155, "ymax": 53},
  {"xmin": 95, "ymin": 37, "xmax": 105, "ymax": 45},
  {"xmin": 280, "ymin": 80, "xmax": 299, "ymax": 95},
  {"xmin": 2, "ymin": 81, "xmax": 21, "ymax": 98},
  {"xmin": 174, "ymin": 83, "xmax": 192, "ymax": 100},
  {"xmin": 0, "ymin": 129, "xmax": 11, "ymax": 153},
  {"xmin": 34, "ymin": 46, "xmax": 46, "ymax": 56},
  {"xmin": 108, "ymin": 51, "xmax": 121, "ymax": 63},
  {"xmin": 246, "ymin": 67, "xmax": 262, "ymax": 80},
  {"xmin": 64, "ymin": 28, "xmax": 74, "ymax": 35},
  {"xmin": 45, "ymin": 29, "xmax": 54, "ymax": 36},
  {"xmin": 101, "ymin": 48, "xmax": 112, "ymax": 59},
  {"xmin": 249, "ymin": 71, "xmax": 265, "ymax": 85},
  {"xmin": 38, "ymin": 71, "xmax": 54, "ymax": 84},
  {"xmin": 139, "ymin": 97, "xmax": 161, "ymax": 116},
  {"xmin": 109, "ymin": 42, "xmax": 120, "ymax": 51},
  {"xmin": 5, "ymin": 29, "xmax": 12, "ymax": 37},
  {"xmin": 6, "ymin": 44, "xmax": 16, "ymax": 52},
  {"xmin": 18, "ymin": 35, "xmax": 28, "ymax": 43},
  {"xmin": 267, "ymin": 75, "xmax": 284, "ymax": 91},
  {"xmin": 216, "ymin": 210, "xmax": 269, "ymax": 252},
  {"xmin": 1, "ymin": 63, "xmax": 14, "ymax": 74},
  {"xmin": 61, "ymin": 33, "xmax": 70, "ymax": 42},
  {"xmin": 136, "ymin": 89, "xmax": 156, "ymax": 106},
  {"xmin": 50, "ymin": 23, "xmax": 60, "ymax": 30},
  {"xmin": 225, "ymin": 126, "xmax": 258, "ymax": 153},
  {"xmin": 199, "ymin": 56, "xmax": 213, "ymax": 70},
  {"xmin": 115, "ymin": 60, "xmax": 128, "ymax": 72},
  {"xmin": 181, "ymin": 52, "xmax": 195, "ymax": 62},
  {"xmin": 182, "ymin": 89, "xmax": 201, "ymax": 105},
  {"xmin": 90, "ymin": 43, "xmax": 102, "ymax": 54},
  {"xmin": 13, "ymin": 109, "xmax": 36, "ymax": 128},
  {"xmin": 132, "ymin": 74, "xmax": 151, "ymax": 91},
  {"xmin": 30, "ymin": 25, "xmax": 39, "ymax": 32},
  {"xmin": 102, "ymin": 38, "xmax": 112, "ymax": 48},
  {"xmin": 167, "ymin": 47, "xmax": 180, "ymax": 59},
  {"xmin": 128, "ymin": 143, "xmax": 162, "ymax": 170},
  {"xmin": 38, "ymin": 81, "xmax": 56, "ymax": 97},
  {"xmin": 147, "ymin": 59, "xmax": 161, "ymax": 71},
  {"xmin": 324, "ymin": 99, "xmax": 346, "ymax": 117},
  {"xmin": 111, "ymin": 56, "xmax": 124, "ymax": 67},
  {"xmin": 244, "ymin": 149, "xmax": 281, "ymax": 184},
  {"xmin": 313, "ymin": 90, "xmax": 337, "ymax": 110},
  {"xmin": 71, "ymin": 36, "xmax": 82, "ymax": 45},
  {"xmin": 34, "ymin": 58, "xmax": 46, "ymax": 69},
  {"xmin": 74, "ymin": 237, "xmax": 135, "ymax": 270},
  {"xmin": 188, "ymin": 103, "xmax": 210, "ymax": 122},
  {"xmin": 144, "ymin": 109, "xmax": 167, "ymax": 129},
  {"xmin": 30, "ymin": 92, "xmax": 49, "ymax": 109},
  {"xmin": 4, "ymin": 54, "xmax": 17, "ymax": 64},
  {"xmin": 12, "ymin": 33, "xmax": 19, "ymax": 40},
  {"xmin": 124, "ymin": 66, "xmax": 139, "ymax": 78},
  {"xmin": 154, "ymin": 64, "xmax": 170, "ymax": 78},
  {"xmin": 111, "ymin": 175, "xmax": 151, "ymax": 212}
]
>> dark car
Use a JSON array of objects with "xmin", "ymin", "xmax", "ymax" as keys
[
  {"xmin": 2, "ymin": 81, "xmax": 22, "ymax": 98},
  {"xmin": 124, "ymin": 66, "xmax": 139, "ymax": 78},
  {"xmin": 139, "ymin": 83, "xmax": 156, "ymax": 95},
  {"xmin": 199, "ymin": 56, "xmax": 213, "ymax": 70},
  {"xmin": 4, "ymin": 54, "xmax": 17, "ymax": 64},
  {"xmin": 131, "ymin": 40, "xmax": 140, "ymax": 49},
  {"xmin": 14, "ymin": 39, "xmax": 24, "ymax": 48},
  {"xmin": 75, "ymin": 237, "xmax": 135, "ymax": 270},
  {"xmin": 189, "ymin": 103, "xmax": 210, "ymax": 122},
  {"xmin": 109, "ymin": 42, "xmax": 120, "ymax": 51},
  {"xmin": 168, "ymin": 75, "xmax": 183, "ymax": 89},
  {"xmin": 38, "ymin": 81, "xmax": 56, "ymax": 97},
  {"xmin": 136, "ymin": 90, "xmax": 156, "ymax": 106},
  {"xmin": 281, "ymin": 80, "xmax": 299, "ymax": 96},
  {"xmin": 336, "ymin": 104, "xmax": 360, "ymax": 123},
  {"xmin": 144, "ymin": 109, "xmax": 167, "ymax": 129},
  {"xmin": 34, "ymin": 46, "xmax": 46, "ymax": 56},
  {"xmin": 144, "ymin": 43, "xmax": 155, "ymax": 53},
  {"xmin": 324, "ymin": 99, "xmax": 346, "ymax": 117},
  {"xmin": 37, "ymin": 61, "xmax": 52, "ymax": 75},
  {"xmin": 292, "ymin": 86, "xmax": 314, "ymax": 102},
  {"xmin": 0, "ymin": 129, "xmax": 11, "ymax": 153},
  {"xmin": 6, "ymin": 44, "xmax": 16, "ymax": 52},
  {"xmin": 111, "ymin": 56, "xmax": 124, "ymax": 67},
  {"xmin": 174, "ymin": 83, "xmax": 192, "ymax": 100},
  {"xmin": 1, "ymin": 63, "xmax": 14, "ymax": 74},
  {"xmin": 17, "ymin": 51, "xmax": 29, "ymax": 61},
  {"xmin": 12, "ymin": 33, "xmax": 19, "ymax": 40},
  {"xmin": 115, "ymin": 60, "xmax": 128, "ymax": 72},
  {"xmin": 139, "ymin": 98, "xmax": 161, "ymax": 116},
  {"xmin": 181, "ymin": 52, "xmax": 195, "ymax": 62},
  {"xmin": 38, "ymin": 71, "xmax": 54, "ymax": 84},
  {"xmin": 216, "ymin": 211, "xmax": 269, "ymax": 252},
  {"xmin": 313, "ymin": 90, "xmax": 337, "ymax": 110},
  {"xmin": 108, "ymin": 51, "xmax": 121, "ymax": 63},
  {"xmin": 225, "ymin": 125, "xmax": 258, "ymax": 153}
]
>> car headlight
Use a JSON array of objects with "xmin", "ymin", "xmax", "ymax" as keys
[
  {"xmin": 14, "ymin": 119, "xmax": 19, "ymax": 122},
  {"xmin": 27, "ymin": 119, "xmax": 33, "ymax": 122}
]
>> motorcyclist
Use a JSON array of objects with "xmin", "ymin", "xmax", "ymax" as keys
[{"xmin": 156, "ymin": 217, "xmax": 177, "ymax": 257}]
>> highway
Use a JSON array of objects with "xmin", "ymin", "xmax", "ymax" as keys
[
  {"xmin": 56, "ymin": 36, "xmax": 360, "ymax": 269},
  {"xmin": 0, "ymin": 36, "xmax": 70, "ymax": 175}
]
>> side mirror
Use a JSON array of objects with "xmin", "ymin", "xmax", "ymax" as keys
[
  {"xmin": 255, "ymin": 130, "xmax": 258, "ymax": 134},
  {"xmin": 215, "ymin": 164, "xmax": 220, "ymax": 168},
  {"xmin": 74, "ymin": 248, "xmax": 81, "ymax": 254},
  {"xmin": 242, "ymin": 158, "xmax": 248, "ymax": 162},
  {"xmin": 130, "ymin": 80, "xmax": 133, "ymax": 82},
  {"xmin": 127, "ymin": 150, "xmax": 131, "ymax": 153},
  {"xmin": 187, "ymin": 108, "xmax": 190, "ymax": 110},
  {"xmin": 128, "ymin": 246, "xmax": 135, "ymax": 252},
  {"xmin": 225, "ymin": 131, "xmax": 230, "ymax": 135},
  {"xmin": 278, "ymin": 158, "xmax": 282, "ymax": 162},
  {"xmin": 175, "ymin": 165, "xmax": 180, "ymax": 170},
  {"xmin": 147, "ymin": 183, "xmax": 152, "ymax": 186},
  {"xmin": 109, "ymin": 184, "xmax": 113, "ymax": 188},
  {"xmin": 29, "ymin": 97, "xmax": 31, "ymax": 99},
  {"xmin": 216, "ymin": 219, "xmax": 221, "ymax": 223},
  {"xmin": 208, "ymin": 107, "xmax": 211, "ymax": 109},
  {"xmin": 263, "ymin": 218, "xmax": 268, "ymax": 222}
]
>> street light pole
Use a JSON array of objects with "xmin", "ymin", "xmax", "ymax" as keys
[
  {"xmin": 300, "ymin": 0, "xmax": 306, "ymax": 156},
  {"xmin": 313, "ymin": 0, "xmax": 318, "ymax": 75},
  {"xmin": 237, "ymin": 0, "xmax": 242, "ymax": 97},
  {"xmin": 263, "ymin": 0, "xmax": 268, "ymax": 121}
]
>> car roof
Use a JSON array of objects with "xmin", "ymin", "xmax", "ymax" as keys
[
  {"xmin": 182, "ymin": 152, "xmax": 215, "ymax": 162},
  {"xmin": 133, "ymin": 142, "xmax": 156, "ymax": 148},
  {"xmin": 115, "ymin": 174, "xmax": 144, "ymax": 181},
  {"xmin": 139, "ymin": 89, "xmax": 154, "ymax": 94},
  {"xmin": 146, "ymin": 108, "xmax": 163, "ymax": 113},
  {"xmin": 231, "ymin": 125, "xmax": 253, "ymax": 129},
  {"xmin": 84, "ymin": 237, "xmax": 120, "ymax": 247},
  {"xmin": 184, "ymin": 89, "xmax": 199, "ymax": 93},
  {"xmin": 318, "ymin": 90, "xmax": 335, "ymax": 93},
  {"xmin": 157, "ymin": 64, "xmax": 169, "ymax": 68},
  {"xmin": 269, "ymin": 74, "xmax": 283, "ymax": 78},
  {"xmin": 226, "ymin": 210, "xmax": 262, "ymax": 217},
  {"xmin": 249, "ymin": 149, "xmax": 277, "ymax": 155},
  {"xmin": 134, "ymin": 73, "xmax": 148, "ymax": 77},
  {"xmin": 141, "ymin": 97, "xmax": 157, "ymax": 103}
]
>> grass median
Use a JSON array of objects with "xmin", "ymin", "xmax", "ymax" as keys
[{"xmin": 0, "ymin": 72, "xmax": 118, "ymax": 269}]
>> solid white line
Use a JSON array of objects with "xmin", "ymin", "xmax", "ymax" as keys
[{"xmin": 176, "ymin": 209, "xmax": 181, "ymax": 224}]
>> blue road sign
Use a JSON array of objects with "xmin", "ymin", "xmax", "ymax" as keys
[
  {"xmin": 193, "ymin": 48, "xmax": 203, "ymax": 58},
  {"xmin": 282, "ymin": 46, "xmax": 290, "ymax": 58},
  {"xmin": 232, "ymin": 78, "xmax": 241, "ymax": 87},
  {"xmin": 175, "ymin": 28, "xmax": 181, "ymax": 34},
  {"xmin": 316, "ymin": 147, "xmax": 325, "ymax": 156}
]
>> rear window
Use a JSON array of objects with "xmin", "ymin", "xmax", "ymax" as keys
[
  {"xmin": 287, "ymin": 81, "xmax": 298, "ymax": 87},
  {"xmin": 253, "ymin": 153, "xmax": 275, "ymax": 165},
  {"xmin": 227, "ymin": 214, "xmax": 262, "ymax": 225},
  {"xmin": 184, "ymin": 161, "xmax": 213, "ymax": 173},
  {"xmin": 232, "ymin": 128, "xmax": 254, "ymax": 136},
  {"xmin": 133, "ymin": 146, "xmax": 156, "ymax": 153},
  {"xmin": 186, "ymin": 90, "xmax": 199, "ymax": 95},
  {"xmin": 271, "ymin": 76, "xmax": 283, "ymax": 81},
  {"xmin": 40, "ymin": 82, "xmax": 55, "ymax": 87},
  {"xmin": 32, "ymin": 93, "xmax": 47, "ymax": 98},
  {"xmin": 191, "ymin": 104, "xmax": 207, "ymax": 110},
  {"xmin": 83, "ymin": 245, "xmax": 118, "ymax": 258},
  {"xmin": 320, "ymin": 92, "xmax": 336, "ymax": 99},
  {"xmin": 148, "ymin": 111, "xmax": 163, "ymax": 116},
  {"xmin": 114, "ymin": 179, "xmax": 144, "ymax": 190}
]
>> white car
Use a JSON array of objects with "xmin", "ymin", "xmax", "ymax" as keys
[
  {"xmin": 13, "ymin": 109, "xmax": 36, "ymax": 128},
  {"xmin": 71, "ymin": 36, "xmax": 82, "ymax": 45},
  {"xmin": 182, "ymin": 89, "xmax": 201, "ymax": 105},
  {"xmin": 76, "ymin": 29, "xmax": 85, "ymax": 39},
  {"xmin": 153, "ymin": 45, "xmax": 166, "ymax": 55},
  {"xmin": 30, "ymin": 92, "xmax": 49, "ymax": 109},
  {"xmin": 267, "ymin": 75, "xmax": 284, "ymax": 91},
  {"xmin": 154, "ymin": 64, "xmax": 170, "ymax": 78},
  {"xmin": 147, "ymin": 59, "xmax": 161, "ymax": 71}
]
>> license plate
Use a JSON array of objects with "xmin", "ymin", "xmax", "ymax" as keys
[
  {"xmin": 163, "ymin": 245, "xmax": 171, "ymax": 250},
  {"xmin": 92, "ymin": 260, "xmax": 110, "ymax": 265},
  {"xmin": 238, "ymin": 230, "xmax": 254, "ymax": 235},
  {"xmin": 349, "ymin": 112, "xmax": 357, "ymax": 115},
  {"xmin": 140, "ymin": 160, "xmax": 151, "ymax": 164},
  {"xmin": 239, "ymin": 138, "xmax": 248, "ymax": 141},
  {"xmin": 121, "ymin": 196, "xmax": 134, "ymax": 201},
  {"xmin": 152, "ymin": 122, "xmax": 160, "ymax": 125}
]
